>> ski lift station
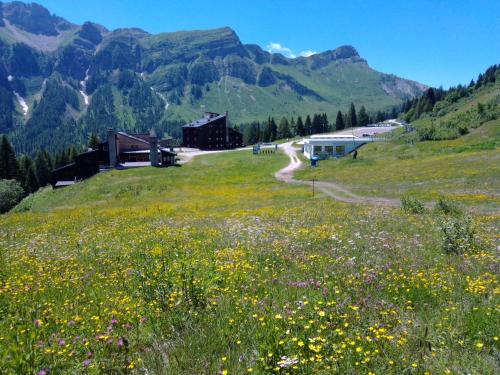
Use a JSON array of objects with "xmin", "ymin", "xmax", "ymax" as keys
[{"xmin": 302, "ymin": 134, "xmax": 377, "ymax": 160}]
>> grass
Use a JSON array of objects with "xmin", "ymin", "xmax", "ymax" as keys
[
  {"xmin": 1, "ymin": 147, "xmax": 498, "ymax": 374},
  {"xmin": 295, "ymin": 118, "xmax": 500, "ymax": 212}
]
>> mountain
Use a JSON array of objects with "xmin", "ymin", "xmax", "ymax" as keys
[{"xmin": 0, "ymin": 1, "xmax": 427, "ymax": 154}]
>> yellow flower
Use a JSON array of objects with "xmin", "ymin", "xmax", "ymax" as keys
[
  {"xmin": 298, "ymin": 340, "xmax": 304, "ymax": 347},
  {"xmin": 318, "ymin": 310, "xmax": 325, "ymax": 317},
  {"xmin": 475, "ymin": 342, "xmax": 484, "ymax": 349}
]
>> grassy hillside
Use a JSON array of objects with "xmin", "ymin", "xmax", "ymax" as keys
[
  {"xmin": 165, "ymin": 60, "xmax": 414, "ymax": 124},
  {"xmin": 296, "ymin": 82, "xmax": 500, "ymax": 212},
  {"xmin": 1, "ymin": 148, "xmax": 498, "ymax": 373}
]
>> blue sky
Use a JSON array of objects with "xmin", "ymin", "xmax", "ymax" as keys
[{"xmin": 36, "ymin": 0, "xmax": 499, "ymax": 88}]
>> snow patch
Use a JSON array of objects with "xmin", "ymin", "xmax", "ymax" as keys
[
  {"xmin": 79, "ymin": 68, "xmax": 90, "ymax": 105},
  {"xmin": 150, "ymin": 87, "xmax": 169, "ymax": 111},
  {"xmin": 79, "ymin": 89, "xmax": 89, "ymax": 105},
  {"xmin": 14, "ymin": 91, "xmax": 28, "ymax": 116}
]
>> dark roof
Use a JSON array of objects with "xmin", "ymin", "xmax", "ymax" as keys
[
  {"xmin": 182, "ymin": 113, "xmax": 226, "ymax": 128},
  {"xmin": 121, "ymin": 148, "xmax": 177, "ymax": 156},
  {"xmin": 51, "ymin": 162, "xmax": 76, "ymax": 173},
  {"xmin": 117, "ymin": 132, "xmax": 150, "ymax": 145}
]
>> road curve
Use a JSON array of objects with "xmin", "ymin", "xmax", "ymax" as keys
[{"xmin": 276, "ymin": 142, "xmax": 400, "ymax": 207}]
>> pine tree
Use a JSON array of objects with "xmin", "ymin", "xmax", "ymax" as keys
[
  {"xmin": 304, "ymin": 115, "xmax": 312, "ymax": 135},
  {"xmin": 34, "ymin": 151, "xmax": 51, "ymax": 188},
  {"xmin": 68, "ymin": 146, "xmax": 78, "ymax": 163},
  {"xmin": 262, "ymin": 121, "xmax": 271, "ymax": 142},
  {"xmin": 312, "ymin": 114, "xmax": 323, "ymax": 134},
  {"xmin": 278, "ymin": 117, "xmax": 291, "ymax": 139},
  {"xmin": 247, "ymin": 121, "xmax": 261, "ymax": 144},
  {"xmin": 290, "ymin": 117, "xmax": 296, "ymax": 136},
  {"xmin": 296, "ymin": 116, "xmax": 306, "ymax": 136},
  {"xmin": 88, "ymin": 133, "xmax": 100, "ymax": 149},
  {"xmin": 25, "ymin": 164, "xmax": 39, "ymax": 194},
  {"xmin": 0, "ymin": 135, "xmax": 20, "ymax": 180},
  {"xmin": 335, "ymin": 111, "xmax": 345, "ymax": 131},
  {"xmin": 18, "ymin": 155, "xmax": 32, "ymax": 192},
  {"xmin": 322, "ymin": 113, "xmax": 329, "ymax": 133},
  {"xmin": 42, "ymin": 150, "xmax": 54, "ymax": 171},
  {"xmin": 268, "ymin": 117, "xmax": 277, "ymax": 141},
  {"xmin": 358, "ymin": 106, "xmax": 369, "ymax": 126},
  {"xmin": 347, "ymin": 103, "xmax": 357, "ymax": 128}
]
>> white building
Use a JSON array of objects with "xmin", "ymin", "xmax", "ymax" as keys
[{"xmin": 302, "ymin": 134, "xmax": 376, "ymax": 160}]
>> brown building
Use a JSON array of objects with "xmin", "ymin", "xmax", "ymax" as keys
[
  {"xmin": 107, "ymin": 129, "xmax": 177, "ymax": 167},
  {"xmin": 182, "ymin": 112, "xmax": 243, "ymax": 150},
  {"xmin": 51, "ymin": 129, "xmax": 177, "ymax": 188}
]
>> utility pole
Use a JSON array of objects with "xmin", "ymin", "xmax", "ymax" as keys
[{"xmin": 312, "ymin": 178, "xmax": 315, "ymax": 197}]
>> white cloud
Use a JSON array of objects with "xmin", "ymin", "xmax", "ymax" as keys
[
  {"xmin": 299, "ymin": 50, "xmax": 317, "ymax": 57},
  {"xmin": 266, "ymin": 42, "xmax": 296, "ymax": 58},
  {"xmin": 266, "ymin": 42, "xmax": 317, "ymax": 59}
]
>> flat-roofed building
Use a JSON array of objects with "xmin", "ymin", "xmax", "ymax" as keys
[
  {"xmin": 302, "ymin": 134, "xmax": 377, "ymax": 159},
  {"xmin": 182, "ymin": 112, "xmax": 243, "ymax": 150}
]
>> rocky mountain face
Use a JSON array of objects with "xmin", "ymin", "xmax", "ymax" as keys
[{"xmin": 0, "ymin": 1, "xmax": 427, "ymax": 154}]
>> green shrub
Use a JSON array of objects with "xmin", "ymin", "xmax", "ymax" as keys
[
  {"xmin": 434, "ymin": 196, "xmax": 462, "ymax": 216},
  {"xmin": 401, "ymin": 195, "xmax": 425, "ymax": 214},
  {"xmin": 0, "ymin": 179, "xmax": 24, "ymax": 213},
  {"xmin": 439, "ymin": 215, "xmax": 477, "ymax": 255}
]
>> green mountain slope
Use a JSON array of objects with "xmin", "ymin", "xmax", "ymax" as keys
[{"xmin": 0, "ymin": 1, "xmax": 427, "ymax": 154}]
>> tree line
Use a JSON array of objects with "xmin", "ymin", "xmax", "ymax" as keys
[
  {"xmin": 401, "ymin": 63, "xmax": 499, "ymax": 122},
  {"xmin": 239, "ymin": 103, "xmax": 396, "ymax": 144},
  {"xmin": 0, "ymin": 134, "xmax": 96, "ymax": 212}
]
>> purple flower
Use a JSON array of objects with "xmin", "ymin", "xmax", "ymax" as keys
[
  {"xmin": 83, "ymin": 359, "xmax": 91, "ymax": 368},
  {"xmin": 140, "ymin": 316, "xmax": 147, "ymax": 324},
  {"xmin": 107, "ymin": 338, "xmax": 113, "ymax": 345},
  {"xmin": 124, "ymin": 323, "xmax": 133, "ymax": 330},
  {"xmin": 86, "ymin": 352, "xmax": 92, "ymax": 358},
  {"xmin": 110, "ymin": 319, "xmax": 118, "ymax": 325},
  {"xmin": 37, "ymin": 371, "xmax": 48, "ymax": 375},
  {"xmin": 58, "ymin": 339, "xmax": 65, "ymax": 347},
  {"xmin": 117, "ymin": 337, "xmax": 124, "ymax": 347},
  {"xmin": 67, "ymin": 320, "xmax": 75, "ymax": 327}
]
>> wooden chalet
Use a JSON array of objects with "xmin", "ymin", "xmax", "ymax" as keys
[{"xmin": 51, "ymin": 129, "xmax": 177, "ymax": 188}]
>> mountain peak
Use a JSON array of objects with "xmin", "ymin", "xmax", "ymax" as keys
[
  {"xmin": 315, "ymin": 45, "xmax": 360, "ymax": 60},
  {"xmin": 1, "ymin": 1, "xmax": 75, "ymax": 36}
]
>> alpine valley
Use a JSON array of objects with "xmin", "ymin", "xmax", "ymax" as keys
[{"xmin": 0, "ymin": 1, "xmax": 426, "ymax": 154}]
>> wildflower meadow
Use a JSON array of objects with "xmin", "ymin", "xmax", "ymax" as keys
[{"xmin": 1, "ymin": 151, "xmax": 498, "ymax": 374}]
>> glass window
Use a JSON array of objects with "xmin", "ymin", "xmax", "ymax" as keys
[
  {"xmin": 325, "ymin": 145, "xmax": 334, "ymax": 154},
  {"xmin": 313, "ymin": 146, "xmax": 322, "ymax": 155},
  {"xmin": 335, "ymin": 145, "xmax": 345, "ymax": 155}
]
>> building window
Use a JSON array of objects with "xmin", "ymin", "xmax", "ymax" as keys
[
  {"xmin": 325, "ymin": 146, "xmax": 334, "ymax": 154},
  {"xmin": 313, "ymin": 146, "xmax": 322, "ymax": 155},
  {"xmin": 335, "ymin": 145, "xmax": 345, "ymax": 155}
]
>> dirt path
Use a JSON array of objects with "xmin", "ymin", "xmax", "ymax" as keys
[
  {"xmin": 176, "ymin": 146, "xmax": 253, "ymax": 164},
  {"xmin": 276, "ymin": 142, "xmax": 400, "ymax": 207}
]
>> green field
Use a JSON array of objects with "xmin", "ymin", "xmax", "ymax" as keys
[{"xmin": 1, "ymin": 146, "xmax": 499, "ymax": 374}]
